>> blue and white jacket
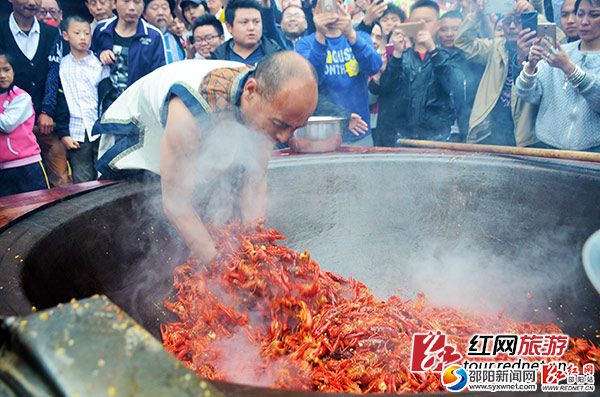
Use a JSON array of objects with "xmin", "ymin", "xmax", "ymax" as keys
[{"xmin": 91, "ymin": 17, "xmax": 167, "ymax": 88}]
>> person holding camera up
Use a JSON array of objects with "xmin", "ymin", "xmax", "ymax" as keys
[
  {"xmin": 370, "ymin": 0, "xmax": 457, "ymax": 146},
  {"xmin": 296, "ymin": 0, "xmax": 382, "ymax": 146},
  {"xmin": 454, "ymin": 0, "xmax": 538, "ymax": 146},
  {"xmin": 516, "ymin": 0, "xmax": 600, "ymax": 152}
]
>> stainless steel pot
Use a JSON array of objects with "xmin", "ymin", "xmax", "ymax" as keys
[
  {"xmin": 289, "ymin": 116, "xmax": 345, "ymax": 153},
  {"xmin": 583, "ymin": 229, "xmax": 600, "ymax": 295}
]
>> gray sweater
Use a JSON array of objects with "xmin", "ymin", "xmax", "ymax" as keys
[{"xmin": 515, "ymin": 41, "xmax": 600, "ymax": 150}]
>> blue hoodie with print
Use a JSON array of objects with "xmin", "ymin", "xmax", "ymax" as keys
[{"xmin": 296, "ymin": 31, "xmax": 382, "ymax": 143}]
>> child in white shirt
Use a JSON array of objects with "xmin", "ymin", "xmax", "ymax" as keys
[{"xmin": 59, "ymin": 16, "xmax": 109, "ymax": 183}]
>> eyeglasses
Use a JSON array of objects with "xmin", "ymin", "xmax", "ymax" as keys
[
  {"xmin": 37, "ymin": 8, "xmax": 61, "ymax": 18},
  {"xmin": 501, "ymin": 15, "xmax": 520, "ymax": 26},
  {"xmin": 193, "ymin": 34, "xmax": 220, "ymax": 43}
]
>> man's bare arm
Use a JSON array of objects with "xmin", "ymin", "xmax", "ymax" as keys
[{"xmin": 160, "ymin": 97, "xmax": 217, "ymax": 264}]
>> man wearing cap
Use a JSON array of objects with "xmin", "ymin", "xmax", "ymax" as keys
[{"xmin": 144, "ymin": 0, "xmax": 185, "ymax": 62}]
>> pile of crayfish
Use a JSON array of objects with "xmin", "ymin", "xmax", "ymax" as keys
[{"xmin": 161, "ymin": 223, "xmax": 600, "ymax": 393}]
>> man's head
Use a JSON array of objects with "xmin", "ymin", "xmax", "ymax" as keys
[
  {"xmin": 561, "ymin": 0, "xmax": 578, "ymax": 40},
  {"xmin": 409, "ymin": 0, "xmax": 440, "ymax": 36},
  {"xmin": 85, "ymin": 0, "xmax": 114, "ymax": 22},
  {"xmin": 114, "ymin": 0, "xmax": 144, "ymax": 24},
  {"xmin": 240, "ymin": 52, "xmax": 318, "ymax": 144},
  {"xmin": 500, "ymin": 13, "xmax": 521, "ymax": 43},
  {"xmin": 281, "ymin": 5, "xmax": 307, "ymax": 39},
  {"xmin": 37, "ymin": 0, "xmax": 62, "ymax": 26},
  {"xmin": 191, "ymin": 13, "xmax": 224, "ymax": 57},
  {"xmin": 144, "ymin": 0, "xmax": 173, "ymax": 32},
  {"xmin": 370, "ymin": 21, "xmax": 383, "ymax": 51},
  {"xmin": 281, "ymin": 0, "xmax": 301, "ymax": 10},
  {"xmin": 379, "ymin": 4, "xmax": 406, "ymax": 36},
  {"xmin": 226, "ymin": 0, "xmax": 262, "ymax": 50},
  {"xmin": 61, "ymin": 15, "xmax": 92, "ymax": 53},
  {"xmin": 8, "ymin": 0, "xmax": 41, "ymax": 21},
  {"xmin": 437, "ymin": 10, "xmax": 462, "ymax": 48},
  {"xmin": 181, "ymin": 0, "xmax": 207, "ymax": 25},
  {"xmin": 575, "ymin": 0, "xmax": 600, "ymax": 43},
  {"xmin": 207, "ymin": 0, "xmax": 223, "ymax": 14}
]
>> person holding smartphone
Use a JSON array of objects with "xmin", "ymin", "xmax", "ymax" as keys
[
  {"xmin": 437, "ymin": 10, "xmax": 485, "ymax": 141},
  {"xmin": 369, "ymin": 0, "xmax": 458, "ymax": 146},
  {"xmin": 516, "ymin": 0, "xmax": 600, "ymax": 152},
  {"xmin": 454, "ymin": 0, "xmax": 538, "ymax": 147},
  {"xmin": 296, "ymin": 0, "xmax": 383, "ymax": 145}
]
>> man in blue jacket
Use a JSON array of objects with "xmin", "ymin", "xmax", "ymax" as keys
[
  {"xmin": 296, "ymin": 2, "xmax": 382, "ymax": 145},
  {"xmin": 92, "ymin": 0, "xmax": 166, "ymax": 110}
]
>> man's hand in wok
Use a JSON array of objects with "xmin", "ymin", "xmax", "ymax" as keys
[{"xmin": 160, "ymin": 97, "xmax": 218, "ymax": 265}]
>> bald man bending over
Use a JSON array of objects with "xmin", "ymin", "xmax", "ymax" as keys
[{"xmin": 93, "ymin": 53, "xmax": 318, "ymax": 264}]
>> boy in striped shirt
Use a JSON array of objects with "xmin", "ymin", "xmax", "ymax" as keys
[{"xmin": 59, "ymin": 16, "xmax": 109, "ymax": 183}]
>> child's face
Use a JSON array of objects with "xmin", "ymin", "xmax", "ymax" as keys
[
  {"xmin": 169, "ymin": 16, "xmax": 186, "ymax": 36},
  {"xmin": 0, "ymin": 57, "xmax": 15, "ymax": 90},
  {"xmin": 113, "ymin": 0, "xmax": 144, "ymax": 24},
  {"xmin": 62, "ymin": 21, "xmax": 92, "ymax": 53}
]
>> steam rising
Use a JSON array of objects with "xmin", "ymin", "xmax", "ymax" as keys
[
  {"xmin": 107, "ymin": 117, "xmax": 275, "ymax": 333},
  {"xmin": 402, "ymin": 225, "xmax": 581, "ymax": 322},
  {"xmin": 212, "ymin": 332, "xmax": 290, "ymax": 387},
  {"xmin": 97, "ymin": 114, "xmax": 599, "ymax": 384},
  {"xmin": 193, "ymin": 119, "xmax": 273, "ymax": 225}
]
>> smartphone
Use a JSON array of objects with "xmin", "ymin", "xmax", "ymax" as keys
[
  {"xmin": 319, "ymin": 0, "xmax": 338, "ymax": 14},
  {"xmin": 385, "ymin": 43, "xmax": 394, "ymax": 59},
  {"xmin": 538, "ymin": 22, "xmax": 557, "ymax": 47},
  {"xmin": 484, "ymin": 0, "xmax": 513, "ymax": 15},
  {"xmin": 397, "ymin": 21, "xmax": 425, "ymax": 39},
  {"xmin": 520, "ymin": 11, "xmax": 538, "ymax": 35}
]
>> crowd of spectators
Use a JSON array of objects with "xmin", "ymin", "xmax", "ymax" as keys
[{"xmin": 1, "ymin": 0, "xmax": 600, "ymax": 196}]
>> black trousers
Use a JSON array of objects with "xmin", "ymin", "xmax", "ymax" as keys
[
  {"xmin": 0, "ymin": 161, "xmax": 50, "ymax": 197},
  {"xmin": 68, "ymin": 134, "xmax": 99, "ymax": 183}
]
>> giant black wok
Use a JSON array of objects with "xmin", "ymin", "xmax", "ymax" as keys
[{"xmin": 0, "ymin": 150, "xmax": 599, "ymax": 393}]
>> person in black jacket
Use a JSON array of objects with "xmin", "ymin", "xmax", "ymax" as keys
[
  {"xmin": 211, "ymin": 0, "xmax": 281, "ymax": 65},
  {"xmin": 369, "ymin": 0, "xmax": 456, "ymax": 146},
  {"xmin": 437, "ymin": 10, "xmax": 484, "ymax": 141},
  {"xmin": 0, "ymin": 0, "xmax": 70, "ymax": 186}
]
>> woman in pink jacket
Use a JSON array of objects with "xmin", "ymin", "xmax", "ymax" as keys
[{"xmin": 0, "ymin": 52, "xmax": 50, "ymax": 197}]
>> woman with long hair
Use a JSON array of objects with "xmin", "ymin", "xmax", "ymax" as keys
[{"xmin": 516, "ymin": 0, "xmax": 600, "ymax": 151}]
